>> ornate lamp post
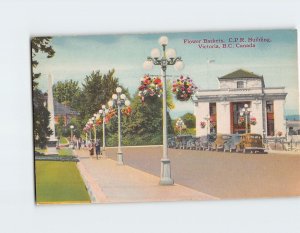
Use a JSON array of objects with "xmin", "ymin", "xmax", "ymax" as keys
[
  {"xmin": 108, "ymin": 87, "xmax": 130, "ymax": 165},
  {"xmin": 176, "ymin": 118, "xmax": 185, "ymax": 136},
  {"xmin": 143, "ymin": 36, "xmax": 184, "ymax": 185},
  {"xmin": 240, "ymin": 104, "xmax": 251, "ymax": 133},
  {"xmin": 99, "ymin": 105, "xmax": 109, "ymax": 156}
]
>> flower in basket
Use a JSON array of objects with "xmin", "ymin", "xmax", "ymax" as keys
[
  {"xmin": 200, "ymin": 121, "xmax": 206, "ymax": 128},
  {"xmin": 96, "ymin": 118, "xmax": 102, "ymax": 126},
  {"xmin": 250, "ymin": 117, "xmax": 257, "ymax": 125},
  {"xmin": 138, "ymin": 75, "xmax": 163, "ymax": 102},
  {"xmin": 121, "ymin": 106, "xmax": 132, "ymax": 117},
  {"xmin": 238, "ymin": 116, "xmax": 245, "ymax": 125},
  {"xmin": 172, "ymin": 75, "xmax": 197, "ymax": 101},
  {"xmin": 105, "ymin": 107, "xmax": 117, "ymax": 123}
]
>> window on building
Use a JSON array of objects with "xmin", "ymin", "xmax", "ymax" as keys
[{"xmin": 237, "ymin": 81, "xmax": 244, "ymax": 89}]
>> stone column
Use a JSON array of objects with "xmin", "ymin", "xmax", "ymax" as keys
[
  {"xmin": 250, "ymin": 100, "xmax": 263, "ymax": 134},
  {"xmin": 216, "ymin": 101, "xmax": 230, "ymax": 134},
  {"xmin": 273, "ymin": 99, "xmax": 286, "ymax": 136},
  {"xmin": 195, "ymin": 102, "xmax": 210, "ymax": 136}
]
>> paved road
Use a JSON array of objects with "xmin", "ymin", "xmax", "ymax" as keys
[{"xmin": 106, "ymin": 146, "xmax": 300, "ymax": 199}]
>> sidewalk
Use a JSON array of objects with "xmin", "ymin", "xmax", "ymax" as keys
[{"xmin": 75, "ymin": 149, "xmax": 217, "ymax": 204}]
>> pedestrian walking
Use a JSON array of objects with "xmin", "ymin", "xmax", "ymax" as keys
[{"xmin": 95, "ymin": 139, "xmax": 101, "ymax": 159}]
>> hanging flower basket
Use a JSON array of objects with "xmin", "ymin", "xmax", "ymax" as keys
[
  {"xmin": 138, "ymin": 75, "xmax": 163, "ymax": 102},
  {"xmin": 250, "ymin": 117, "xmax": 257, "ymax": 125},
  {"xmin": 200, "ymin": 121, "xmax": 206, "ymax": 128},
  {"xmin": 105, "ymin": 108, "xmax": 117, "ymax": 123},
  {"xmin": 121, "ymin": 106, "xmax": 132, "ymax": 117},
  {"xmin": 96, "ymin": 118, "xmax": 102, "ymax": 126},
  {"xmin": 238, "ymin": 116, "xmax": 245, "ymax": 125},
  {"xmin": 172, "ymin": 75, "xmax": 197, "ymax": 101}
]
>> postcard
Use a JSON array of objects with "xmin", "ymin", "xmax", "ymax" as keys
[{"xmin": 32, "ymin": 29, "xmax": 300, "ymax": 204}]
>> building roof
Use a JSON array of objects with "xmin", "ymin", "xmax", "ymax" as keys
[
  {"xmin": 54, "ymin": 100, "xmax": 79, "ymax": 116},
  {"xmin": 218, "ymin": 69, "xmax": 263, "ymax": 80}
]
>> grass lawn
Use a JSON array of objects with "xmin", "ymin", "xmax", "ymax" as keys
[
  {"xmin": 59, "ymin": 137, "xmax": 68, "ymax": 144},
  {"xmin": 35, "ymin": 161, "xmax": 90, "ymax": 204},
  {"xmin": 58, "ymin": 148, "xmax": 73, "ymax": 156},
  {"xmin": 35, "ymin": 148, "xmax": 47, "ymax": 154}
]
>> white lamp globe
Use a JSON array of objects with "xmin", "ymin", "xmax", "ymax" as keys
[
  {"xmin": 244, "ymin": 104, "xmax": 248, "ymax": 108},
  {"xmin": 174, "ymin": 60, "xmax": 184, "ymax": 71},
  {"xmin": 151, "ymin": 48, "xmax": 160, "ymax": 58},
  {"xmin": 116, "ymin": 87, "xmax": 122, "ymax": 93},
  {"xmin": 99, "ymin": 109, "xmax": 103, "ymax": 114},
  {"xmin": 125, "ymin": 100, "xmax": 130, "ymax": 106},
  {"xmin": 159, "ymin": 36, "xmax": 168, "ymax": 46},
  {"xmin": 102, "ymin": 105, "xmax": 106, "ymax": 109},
  {"xmin": 108, "ymin": 100, "xmax": 114, "ymax": 107},
  {"xmin": 166, "ymin": 48, "xmax": 176, "ymax": 59},
  {"xmin": 120, "ymin": 94, "xmax": 126, "ymax": 100},
  {"xmin": 70, "ymin": 125, "xmax": 74, "ymax": 129},
  {"xmin": 112, "ymin": 94, "xmax": 118, "ymax": 100},
  {"xmin": 143, "ymin": 60, "xmax": 153, "ymax": 70}
]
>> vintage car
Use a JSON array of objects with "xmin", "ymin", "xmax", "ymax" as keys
[
  {"xmin": 167, "ymin": 137, "xmax": 176, "ymax": 148},
  {"xmin": 186, "ymin": 137, "xmax": 199, "ymax": 150},
  {"xmin": 236, "ymin": 133, "xmax": 266, "ymax": 153},
  {"xmin": 223, "ymin": 134, "xmax": 242, "ymax": 152},
  {"xmin": 175, "ymin": 135, "xmax": 193, "ymax": 149},
  {"xmin": 211, "ymin": 134, "xmax": 232, "ymax": 151},
  {"xmin": 199, "ymin": 133, "xmax": 217, "ymax": 150}
]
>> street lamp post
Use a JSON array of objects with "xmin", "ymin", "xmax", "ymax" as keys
[
  {"xmin": 99, "ymin": 105, "xmax": 109, "ymax": 156},
  {"xmin": 108, "ymin": 87, "xmax": 130, "ymax": 165},
  {"xmin": 143, "ymin": 36, "xmax": 184, "ymax": 185},
  {"xmin": 240, "ymin": 104, "xmax": 251, "ymax": 133},
  {"xmin": 70, "ymin": 125, "xmax": 74, "ymax": 146}
]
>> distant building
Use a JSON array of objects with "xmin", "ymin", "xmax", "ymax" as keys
[
  {"xmin": 43, "ymin": 93, "xmax": 79, "ymax": 125},
  {"xmin": 193, "ymin": 69, "xmax": 287, "ymax": 137}
]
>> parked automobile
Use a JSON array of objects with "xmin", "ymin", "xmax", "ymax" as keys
[
  {"xmin": 211, "ymin": 134, "xmax": 232, "ymax": 151},
  {"xmin": 175, "ymin": 135, "xmax": 193, "ymax": 149},
  {"xmin": 199, "ymin": 133, "xmax": 217, "ymax": 150},
  {"xmin": 223, "ymin": 134, "xmax": 242, "ymax": 152},
  {"xmin": 236, "ymin": 133, "xmax": 266, "ymax": 153},
  {"xmin": 186, "ymin": 137, "xmax": 199, "ymax": 150},
  {"xmin": 167, "ymin": 137, "xmax": 176, "ymax": 148}
]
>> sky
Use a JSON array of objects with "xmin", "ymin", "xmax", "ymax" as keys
[{"xmin": 35, "ymin": 29, "xmax": 299, "ymax": 118}]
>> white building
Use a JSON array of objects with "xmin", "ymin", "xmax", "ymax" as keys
[{"xmin": 193, "ymin": 69, "xmax": 287, "ymax": 137}]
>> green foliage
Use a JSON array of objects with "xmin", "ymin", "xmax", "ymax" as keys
[
  {"xmin": 31, "ymin": 37, "xmax": 55, "ymax": 148},
  {"xmin": 53, "ymin": 80, "xmax": 81, "ymax": 107},
  {"xmin": 120, "ymin": 92, "xmax": 174, "ymax": 145},
  {"xmin": 35, "ymin": 161, "xmax": 90, "ymax": 203},
  {"xmin": 31, "ymin": 37, "xmax": 55, "ymax": 89},
  {"xmin": 181, "ymin": 112, "xmax": 196, "ymax": 128},
  {"xmin": 58, "ymin": 148, "xmax": 73, "ymax": 156},
  {"xmin": 33, "ymin": 89, "xmax": 53, "ymax": 148}
]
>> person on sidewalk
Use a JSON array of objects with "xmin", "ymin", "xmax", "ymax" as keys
[{"xmin": 95, "ymin": 139, "xmax": 101, "ymax": 159}]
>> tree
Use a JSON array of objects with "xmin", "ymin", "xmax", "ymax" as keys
[
  {"xmin": 31, "ymin": 37, "xmax": 55, "ymax": 89},
  {"xmin": 33, "ymin": 89, "xmax": 53, "ymax": 148},
  {"xmin": 75, "ymin": 69, "xmax": 129, "ymax": 121},
  {"xmin": 53, "ymin": 80, "xmax": 81, "ymax": 107},
  {"xmin": 181, "ymin": 113, "xmax": 196, "ymax": 128},
  {"xmin": 121, "ymin": 92, "xmax": 174, "ymax": 145},
  {"xmin": 31, "ymin": 37, "xmax": 55, "ymax": 148}
]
